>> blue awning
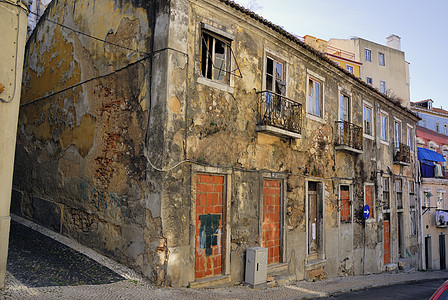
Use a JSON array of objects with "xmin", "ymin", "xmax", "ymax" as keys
[{"xmin": 417, "ymin": 147, "xmax": 446, "ymax": 162}]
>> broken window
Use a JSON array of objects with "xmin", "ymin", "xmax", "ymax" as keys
[
  {"xmin": 201, "ymin": 31, "xmax": 231, "ymax": 83},
  {"xmin": 363, "ymin": 104, "xmax": 373, "ymax": 136},
  {"xmin": 265, "ymin": 56, "xmax": 285, "ymax": 95},
  {"xmin": 308, "ymin": 181, "xmax": 323, "ymax": 255},
  {"xmin": 383, "ymin": 177, "xmax": 390, "ymax": 209},
  {"xmin": 340, "ymin": 185, "xmax": 351, "ymax": 222},
  {"xmin": 396, "ymin": 179, "xmax": 403, "ymax": 209},
  {"xmin": 308, "ymin": 77, "xmax": 323, "ymax": 117}
]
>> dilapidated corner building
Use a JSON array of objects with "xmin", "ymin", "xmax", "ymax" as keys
[{"xmin": 13, "ymin": 0, "xmax": 421, "ymax": 287}]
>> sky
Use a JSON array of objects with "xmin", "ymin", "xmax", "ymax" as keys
[{"xmin": 234, "ymin": 0, "xmax": 448, "ymax": 109}]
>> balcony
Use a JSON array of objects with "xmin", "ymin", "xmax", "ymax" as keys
[
  {"xmin": 393, "ymin": 142, "xmax": 411, "ymax": 165},
  {"xmin": 255, "ymin": 91, "xmax": 302, "ymax": 139},
  {"xmin": 334, "ymin": 121, "xmax": 363, "ymax": 154}
]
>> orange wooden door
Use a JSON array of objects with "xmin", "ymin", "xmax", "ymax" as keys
[
  {"xmin": 195, "ymin": 174, "xmax": 224, "ymax": 279},
  {"xmin": 262, "ymin": 179, "xmax": 281, "ymax": 265}
]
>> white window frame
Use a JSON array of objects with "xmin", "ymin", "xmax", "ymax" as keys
[
  {"xmin": 306, "ymin": 70, "xmax": 325, "ymax": 123},
  {"xmin": 379, "ymin": 52, "xmax": 385, "ymax": 66},
  {"xmin": 380, "ymin": 80, "xmax": 386, "ymax": 94},
  {"xmin": 338, "ymin": 87, "xmax": 352, "ymax": 122},
  {"xmin": 394, "ymin": 118, "xmax": 402, "ymax": 149},
  {"xmin": 346, "ymin": 64, "xmax": 354, "ymax": 74},
  {"xmin": 444, "ymin": 124, "xmax": 448, "ymax": 135},
  {"xmin": 365, "ymin": 48, "xmax": 372, "ymax": 62},
  {"xmin": 380, "ymin": 110, "xmax": 389, "ymax": 145},
  {"xmin": 363, "ymin": 101, "xmax": 374, "ymax": 139}
]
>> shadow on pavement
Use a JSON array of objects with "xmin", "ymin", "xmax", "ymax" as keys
[{"xmin": 7, "ymin": 220, "xmax": 124, "ymax": 287}]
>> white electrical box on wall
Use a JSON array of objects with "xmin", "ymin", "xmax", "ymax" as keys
[{"xmin": 245, "ymin": 247, "xmax": 268, "ymax": 287}]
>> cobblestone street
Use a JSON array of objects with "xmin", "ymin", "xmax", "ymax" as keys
[{"xmin": 2, "ymin": 215, "xmax": 448, "ymax": 299}]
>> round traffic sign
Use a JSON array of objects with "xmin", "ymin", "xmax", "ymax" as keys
[{"xmin": 363, "ymin": 205, "xmax": 370, "ymax": 219}]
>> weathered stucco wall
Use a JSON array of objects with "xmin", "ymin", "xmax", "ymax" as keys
[
  {"xmin": 13, "ymin": 0, "xmax": 173, "ymax": 284},
  {"xmin": 13, "ymin": 0, "xmax": 421, "ymax": 288}
]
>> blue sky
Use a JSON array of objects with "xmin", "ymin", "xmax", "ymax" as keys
[{"xmin": 234, "ymin": 0, "xmax": 448, "ymax": 109}]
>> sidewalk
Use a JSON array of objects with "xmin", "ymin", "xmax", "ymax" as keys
[{"xmin": 2, "ymin": 215, "xmax": 448, "ymax": 300}]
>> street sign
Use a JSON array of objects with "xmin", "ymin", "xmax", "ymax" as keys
[{"xmin": 363, "ymin": 205, "xmax": 370, "ymax": 220}]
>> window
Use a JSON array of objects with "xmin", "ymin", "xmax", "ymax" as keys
[
  {"xmin": 396, "ymin": 179, "xmax": 403, "ymax": 209},
  {"xmin": 436, "ymin": 122, "xmax": 440, "ymax": 133},
  {"xmin": 383, "ymin": 177, "xmax": 390, "ymax": 209},
  {"xmin": 437, "ymin": 191, "xmax": 444, "ymax": 210},
  {"xmin": 407, "ymin": 126, "xmax": 413, "ymax": 149},
  {"xmin": 379, "ymin": 52, "xmax": 385, "ymax": 66},
  {"xmin": 333, "ymin": 60, "xmax": 340, "ymax": 66},
  {"xmin": 409, "ymin": 181, "xmax": 417, "ymax": 236},
  {"xmin": 409, "ymin": 181, "xmax": 416, "ymax": 207},
  {"xmin": 422, "ymin": 119, "xmax": 426, "ymax": 127},
  {"xmin": 380, "ymin": 112, "xmax": 388, "ymax": 142},
  {"xmin": 366, "ymin": 77, "xmax": 372, "ymax": 85},
  {"xmin": 346, "ymin": 65, "xmax": 354, "ymax": 74},
  {"xmin": 201, "ymin": 31, "xmax": 231, "ymax": 83},
  {"xmin": 380, "ymin": 81, "xmax": 386, "ymax": 94},
  {"xmin": 308, "ymin": 77, "xmax": 323, "ymax": 118},
  {"xmin": 394, "ymin": 120, "xmax": 402, "ymax": 148},
  {"xmin": 363, "ymin": 104, "xmax": 373, "ymax": 136},
  {"xmin": 339, "ymin": 93, "xmax": 350, "ymax": 122},
  {"xmin": 266, "ymin": 56, "xmax": 285, "ymax": 95},
  {"xmin": 365, "ymin": 185, "xmax": 374, "ymax": 219},
  {"xmin": 424, "ymin": 190, "xmax": 432, "ymax": 208},
  {"xmin": 365, "ymin": 49, "xmax": 372, "ymax": 62},
  {"xmin": 308, "ymin": 181, "xmax": 323, "ymax": 255},
  {"xmin": 340, "ymin": 185, "xmax": 351, "ymax": 222},
  {"xmin": 444, "ymin": 124, "xmax": 448, "ymax": 135}
]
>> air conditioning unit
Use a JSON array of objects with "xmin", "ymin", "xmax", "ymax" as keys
[{"xmin": 245, "ymin": 247, "xmax": 267, "ymax": 287}]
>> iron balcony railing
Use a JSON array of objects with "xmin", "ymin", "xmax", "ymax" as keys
[
  {"xmin": 334, "ymin": 121, "xmax": 363, "ymax": 151},
  {"xmin": 257, "ymin": 91, "xmax": 302, "ymax": 135},
  {"xmin": 394, "ymin": 142, "xmax": 411, "ymax": 164}
]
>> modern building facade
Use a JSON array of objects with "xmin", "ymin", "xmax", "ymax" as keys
[
  {"xmin": 13, "ymin": 0, "xmax": 420, "ymax": 287},
  {"xmin": 303, "ymin": 35, "xmax": 361, "ymax": 78},
  {"xmin": 329, "ymin": 35, "xmax": 411, "ymax": 108},
  {"xmin": 412, "ymin": 99, "xmax": 448, "ymax": 270}
]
